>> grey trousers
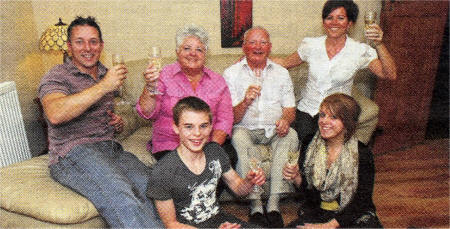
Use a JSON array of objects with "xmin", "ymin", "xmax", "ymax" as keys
[{"xmin": 231, "ymin": 127, "xmax": 299, "ymax": 198}]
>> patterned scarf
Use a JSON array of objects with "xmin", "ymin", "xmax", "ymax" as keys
[{"xmin": 303, "ymin": 132, "xmax": 359, "ymax": 212}]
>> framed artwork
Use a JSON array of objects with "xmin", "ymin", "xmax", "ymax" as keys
[{"xmin": 220, "ymin": 0, "xmax": 253, "ymax": 48}]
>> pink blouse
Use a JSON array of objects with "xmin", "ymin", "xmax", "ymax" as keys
[{"xmin": 136, "ymin": 62, "xmax": 233, "ymax": 153}]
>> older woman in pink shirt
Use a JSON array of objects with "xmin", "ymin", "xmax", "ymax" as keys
[{"xmin": 136, "ymin": 24, "xmax": 234, "ymax": 161}]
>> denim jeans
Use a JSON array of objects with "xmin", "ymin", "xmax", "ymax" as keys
[{"xmin": 50, "ymin": 141, "xmax": 163, "ymax": 228}]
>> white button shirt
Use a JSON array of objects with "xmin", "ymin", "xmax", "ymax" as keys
[
  {"xmin": 297, "ymin": 35, "xmax": 378, "ymax": 116},
  {"xmin": 224, "ymin": 58, "xmax": 296, "ymax": 137}
]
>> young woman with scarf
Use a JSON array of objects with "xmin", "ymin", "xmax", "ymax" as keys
[{"xmin": 282, "ymin": 93, "xmax": 382, "ymax": 228}]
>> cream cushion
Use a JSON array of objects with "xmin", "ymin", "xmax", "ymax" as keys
[{"xmin": 0, "ymin": 155, "xmax": 98, "ymax": 224}]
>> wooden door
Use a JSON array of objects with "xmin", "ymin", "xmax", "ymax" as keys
[{"xmin": 373, "ymin": 0, "xmax": 449, "ymax": 154}]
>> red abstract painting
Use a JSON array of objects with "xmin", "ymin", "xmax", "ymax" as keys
[{"xmin": 220, "ymin": 0, "xmax": 253, "ymax": 48}]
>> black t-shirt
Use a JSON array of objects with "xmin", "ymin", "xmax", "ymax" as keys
[{"xmin": 147, "ymin": 142, "xmax": 231, "ymax": 225}]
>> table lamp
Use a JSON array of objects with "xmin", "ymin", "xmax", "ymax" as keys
[{"xmin": 39, "ymin": 18, "xmax": 69, "ymax": 62}]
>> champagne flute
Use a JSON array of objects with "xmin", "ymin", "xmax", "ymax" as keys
[
  {"xmin": 111, "ymin": 54, "xmax": 128, "ymax": 105},
  {"xmin": 112, "ymin": 53, "xmax": 125, "ymax": 66},
  {"xmin": 147, "ymin": 46, "xmax": 162, "ymax": 95},
  {"xmin": 251, "ymin": 69, "xmax": 263, "ymax": 109},
  {"xmin": 285, "ymin": 150, "xmax": 299, "ymax": 182},
  {"xmin": 287, "ymin": 150, "xmax": 299, "ymax": 166},
  {"xmin": 364, "ymin": 11, "xmax": 377, "ymax": 44},
  {"xmin": 247, "ymin": 146, "xmax": 264, "ymax": 194}
]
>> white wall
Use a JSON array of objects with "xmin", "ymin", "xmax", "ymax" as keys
[
  {"xmin": 1, "ymin": 1, "xmax": 48, "ymax": 156},
  {"xmin": 31, "ymin": 0, "xmax": 381, "ymax": 62}
]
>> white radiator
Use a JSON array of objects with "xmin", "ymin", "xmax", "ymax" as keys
[{"xmin": 0, "ymin": 81, "xmax": 31, "ymax": 168}]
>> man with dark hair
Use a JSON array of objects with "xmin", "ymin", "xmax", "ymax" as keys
[
  {"xmin": 38, "ymin": 16, "xmax": 162, "ymax": 228},
  {"xmin": 67, "ymin": 16, "xmax": 103, "ymax": 42}
]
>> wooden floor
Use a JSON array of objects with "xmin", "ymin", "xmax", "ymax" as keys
[
  {"xmin": 221, "ymin": 138, "xmax": 449, "ymax": 228},
  {"xmin": 373, "ymin": 138, "xmax": 449, "ymax": 228}
]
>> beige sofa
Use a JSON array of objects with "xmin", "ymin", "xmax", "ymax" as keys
[{"xmin": 0, "ymin": 54, "xmax": 379, "ymax": 228}]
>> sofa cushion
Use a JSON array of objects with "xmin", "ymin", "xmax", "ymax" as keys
[
  {"xmin": 120, "ymin": 126, "xmax": 156, "ymax": 167},
  {"xmin": 0, "ymin": 155, "xmax": 99, "ymax": 224},
  {"xmin": 113, "ymin": 99, "xmax": 140, "ymax": 142},
  {"xmin": 0, "ymin": 208, "xmax": 106, "ymax": 228}
]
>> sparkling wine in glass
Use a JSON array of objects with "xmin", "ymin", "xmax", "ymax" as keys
[
  {"xmin": 287, "ymin": 150, "xmax": 299, "ymax": 166},
  {"xmin": 147, "ymin": 46, "xmax": 162, "ymax": 95},
  {"xmin": 284, "ymin": 150, "xmax": 299, "ymax": 182},
  {"xmin": 112, "ymin": 53, "xmax": 125, "ymax": 66},
  {"xmin": 251, "ymin": 69, "xmax": 263, "ymax": 109},
  {"xmin": 364, "ymin": 11, "xmax": 377, "ymax": 44},
  {"xmin": 247, "ymin": 146, "xmax": 264, "ymax": 194},
  {"xmin": 252, "ymin": 68, "xmax": 263, "ymax": 89},
  {"xmin": 111, "ymin": 54, "xmax": 128, "ymax": 105}
]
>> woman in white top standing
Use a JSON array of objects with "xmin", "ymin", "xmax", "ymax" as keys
[{"xmin": 273, "ymin": 0, "xmax": 397, "ymax": 145}]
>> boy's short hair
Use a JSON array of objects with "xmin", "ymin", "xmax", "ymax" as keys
[{"xmin": 173, "ymin": 96, "xmax": 212, "ymax": 125}]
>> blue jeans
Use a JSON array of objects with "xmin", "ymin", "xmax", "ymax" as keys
[{"xmin": 50, "ymin": 141, "xmax": 163, "ymax": 228}]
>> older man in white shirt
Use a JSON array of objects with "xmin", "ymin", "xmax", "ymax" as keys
[{"xmin": 223, "ymin": 26, "xmax": 298, "ymax": 228}]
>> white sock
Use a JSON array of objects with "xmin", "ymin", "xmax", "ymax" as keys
[
  {"xmin": 267, "ymin": 194, "xmax": 280, "ymax": 212},
  {"xmin": 251, "ymin": 199, "xmax": 264, "ymax": 214}
]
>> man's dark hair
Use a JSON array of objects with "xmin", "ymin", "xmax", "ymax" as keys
[
  {"xmin": 322, "ymin": 0, "xmax": 359, "ymax": 23},
  {"xmin": 173, "ymin": 96, "xmax": 212, "ymax": 126},
  {"xmin": 67, "ymin": 16, "xmax": 103, "ymax": 42}
]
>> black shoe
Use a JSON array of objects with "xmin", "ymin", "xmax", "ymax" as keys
[
  {"xmin": 266, "ymin": 211, "xmax": 284, "ymax": 228},
  {"xmin": 249, "ymin": 212, "xmax": 269, "ymax": 227}
]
